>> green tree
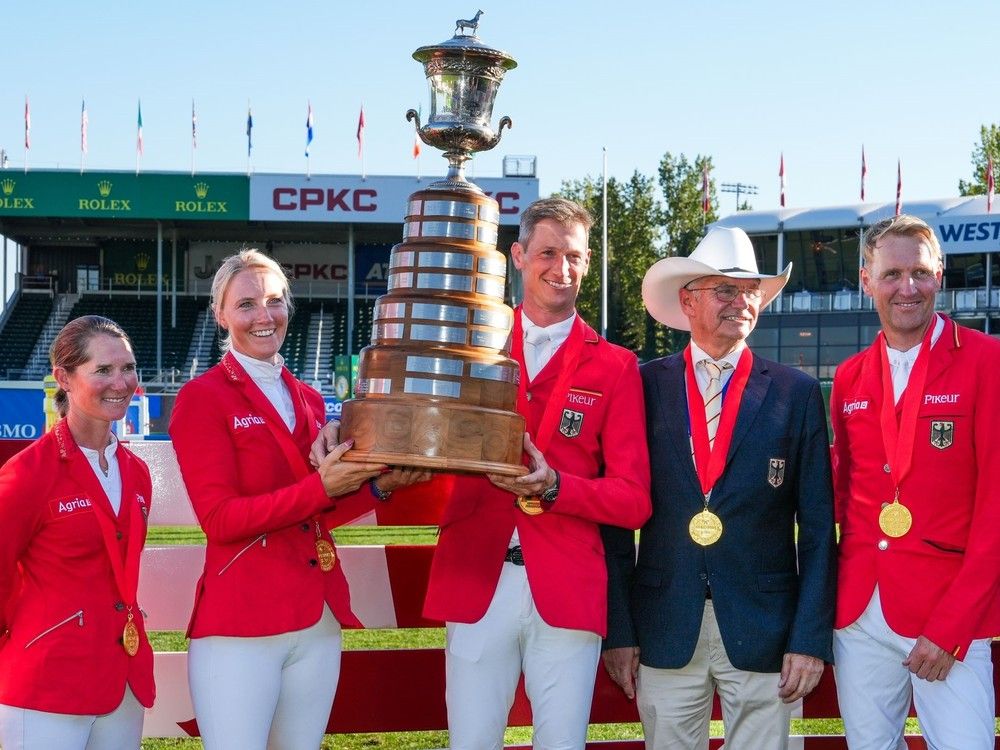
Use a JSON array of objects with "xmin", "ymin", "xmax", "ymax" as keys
[
  {"xmin": 652, "ymin": 152, "xmax": 719, "ymax": 354},
  {"xmin": 658, "ymin": 153, "xmax": 717, "ymax": 258},
  {"xmin": 557, "ymin": 171, "xmax": 664, "ymax": 359},
  {"xmin": 958, "ymin": 124, "xmax": 1000, "ymax": 195}
]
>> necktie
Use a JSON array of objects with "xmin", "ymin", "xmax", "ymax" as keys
[
  {"xmin": 703, "ymin": 360, "xmax": 733, "ymax": 449},
  {"xmin": 524, "ymin": 326, "xmax": 551, "ymax": 380}
]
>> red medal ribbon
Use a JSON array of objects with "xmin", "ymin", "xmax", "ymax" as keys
[
  {"xmin": 86, "ymin": 444, "xmax": 144, "ymax": 616},
  {"xmin": 683, "ymin": 346, "xmax": 753, "ymax": 497},
  {"xmin": 511, "ymin": 311, "xmax": 586, "ymax": 455},
  {"xmin": 877, "ymin": 315, "xmax": 937, "ymax": 492}
]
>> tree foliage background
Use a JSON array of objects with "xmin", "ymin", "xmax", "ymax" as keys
[
  {"xmin": 958, "ymin": 124, "xmax": 1000, "ymax": 195},
  {"xmin": 557, "ymin": 152, "xmax": 717, "ymax": 360}
]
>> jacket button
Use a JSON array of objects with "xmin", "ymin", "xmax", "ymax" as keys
[
  {"xmin": 301, "ymin": 523, "xmax": 311, "ymax": 532},
  {"xmin": 878, "ymin": 540, "xmax": 889, "ymax": 551},
  {"xmin": 883, "ymin": 464, "xmax": 891, "ymax": 473},
  {"xmin": 526, "ymin": 392, "xmax": 532, "ymax": 401},
  {"xmin": 308, "ymin": 559, "xmax": 318, "ymax": 567},
  {"xmin": 116, "ymin": 531, "xmax": 123, "ymax": 540},
  {"xmin": 114, "ymin": 601, "xmax": 125, "ymax": 611}
]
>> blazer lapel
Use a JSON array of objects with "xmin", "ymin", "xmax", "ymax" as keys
[
  {"xmin": 924, "ymin": 316, "xmax": 959, "ymax": 391},
  {"xmin": 725, "ymin": 354, "xmax": 771, "ymax": 467},
  {"xmin": 655, "ymin": 354, "xmax": 701, "ymax": 489}
]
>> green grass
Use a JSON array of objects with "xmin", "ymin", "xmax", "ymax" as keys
[{"xmin": 146, "ymin": 526, "xmax": 439, "ymax": 546}]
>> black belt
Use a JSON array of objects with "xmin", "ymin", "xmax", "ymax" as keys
[{"xmin": 504, "ymin": 545, "xmax": 525, "ymax": 566}]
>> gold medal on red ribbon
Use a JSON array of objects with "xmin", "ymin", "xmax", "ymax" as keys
[
  {"xmin": 689, "ymin": 509, "xmax": 724, "ymax": 546},
  {"xmin": 122, "ymin": 611, "xmax": 140, "ymax": 657},
  {"xmin": 516, "ymin": 495, "xmax": 545, "ymax": 516},
  {"xmin": 879, "ymin": 501, "xmax": 912, "ymax": 538},
  {"xmin": 315, "ymin": 538, "xmax": 336, "ymax": 572}
]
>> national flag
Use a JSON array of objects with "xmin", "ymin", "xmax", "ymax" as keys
[
  {"xmin": 24, "ymin": 97, "xmax": 30, "ymax": 150},
  {"xmin": 778, "ymin": 153, "xmax": 786, "ymax": 208},
  {"xmin": 701, "ymin": 162, "xmax": 710, "ymax": 215},
  {"xmin": 81, "ymin": 99, "xmax": 88, "ymax": 155},
  {"xmin": 895, "ymin": 159, "xmax": 902, "ymax": 217},
  {"xmin": 305, "ymin": 101, "xmax": 314, "ymax": 157},
  {"xmin": 136, "ymin": 100, "xmax": 144, "ymax": 156},
  {"xmin": 246, "ymin": 105, "xmax": 253, "ymax": 157},
  {"xmin": 861, "ymin": 146, "xmax": 867, "ymax": 201},
  {"xmin": 192, "ymin": 100, "xmax": 197, "ymax": 149},
  {"xmin": 988, "ymin": 156, "xmax": 995, "ymax": 214},
  {"xmin": 357, "ymin": 105, "xmax": 365, "ymax": 159}
]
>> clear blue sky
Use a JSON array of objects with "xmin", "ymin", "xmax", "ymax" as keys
[{"xmin": 2, "ymin": 0, "xmax": 996, "ymax": 213}]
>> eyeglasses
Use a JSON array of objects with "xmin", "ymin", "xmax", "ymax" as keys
[{"xmin": 684, "ymin": 283, "xmax": 764, "ymax": 303}]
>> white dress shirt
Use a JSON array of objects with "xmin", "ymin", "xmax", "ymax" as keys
[{"xmin": 231, "ymin": 349, "xmax": 296, "ymax": 432}]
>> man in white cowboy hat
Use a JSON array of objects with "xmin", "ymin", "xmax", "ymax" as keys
[{"xmin": 602, "ymin": 226, "xmax": 837, "ymax": 749}]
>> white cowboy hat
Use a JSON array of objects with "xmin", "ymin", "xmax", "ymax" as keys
[{"xmin": 642, "ymin": 226, "xmax": 792, "ymax": 331}]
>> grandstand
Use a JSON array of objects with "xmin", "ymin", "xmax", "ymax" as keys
[{"xmin": 0, "ymin": 168, "xmax": 537, "ymax": 394}]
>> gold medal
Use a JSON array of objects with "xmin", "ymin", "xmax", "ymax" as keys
[
  {"xmin": 516, "ymin": 495, "xmax": 545, "ymax": 516},
  {"xmin": 315, "ymin": 538, "xmax": 336, "ymax": 571},
  {"xmin": 879, "ymin": 501, "xmax": 912, "ymax": 538},
  {"xmin": 689, "ymin": 509, "xmax": 723, "ymax": 546},
  {"xmin": 122, "ymin": 612, "xmax": 139, "ymax": 657}
]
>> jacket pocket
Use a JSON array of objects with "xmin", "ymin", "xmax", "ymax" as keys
[
  {"xmin": 756, "ymin": 572, "xmax": 798, "ymax": 593},
  {"xmin": 922, "ymin": 538, "xmax": 965, "ymax": 555},
  {"xmin": 24, "ymin": 609, "xmax": 84, "ymax": 649},
  {"xmin": 217, "ymin": 533, "xmax": 267, "ymax": 575},
  {"xmin": 634, "ymin": 565, "xmax": 666, "ymax": 588}
]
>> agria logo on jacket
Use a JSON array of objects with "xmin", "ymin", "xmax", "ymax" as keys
[{"xmin": 232, "ymin": 414, "xmax": 266, "ymax": 430}]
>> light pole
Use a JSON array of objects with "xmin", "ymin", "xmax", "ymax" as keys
[{"xmin": 720, "ymin": 182, "xmax": 758, "ymax": 212}]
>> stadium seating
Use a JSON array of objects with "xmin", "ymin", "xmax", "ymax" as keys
[{"xmin": 0, "ymin": 292, "xmax": 53, "ymax": 377}]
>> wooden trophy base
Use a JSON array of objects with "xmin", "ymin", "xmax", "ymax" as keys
[{"xmin": 340, "ymin": 398, "xmax": 528, "ymax": 476}]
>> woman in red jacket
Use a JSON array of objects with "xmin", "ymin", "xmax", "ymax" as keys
[
  {"xmin": 169, "ymin": 248, "xmax": 426, "ymax": 750},
  {"xmin": 0, "ymin": 315, "xmax": 154, "ymax": 749}
]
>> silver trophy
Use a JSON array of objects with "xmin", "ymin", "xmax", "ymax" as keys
[
  {"xmin": 406, "ymin": 11, "xmax": 517, "ymax": 190},
  {"xmin": 339, "ymin": 14, "xmax": 527, "ymax": 476}
]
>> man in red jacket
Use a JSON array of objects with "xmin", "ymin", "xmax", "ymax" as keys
[
  {"xmin": 831, "ymin": 214, "xmax": 1000, "ymax": 748},
  {"xmin": 423, "ymin": 197, "xmax": 651, "ymax": 749}
]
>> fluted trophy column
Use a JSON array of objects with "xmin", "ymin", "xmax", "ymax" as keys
[{"xmin": 339, "ymin": 15, "xmax": 526, "ymax": 476}]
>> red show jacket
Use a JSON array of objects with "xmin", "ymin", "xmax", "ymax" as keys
[
  {"xmin": 0, "ymin": 421, "xmax": 155, "ymax": 713},
  {"xmin": 423, "ymin": 312, "xmax": 652, "ymax": 636},
  {"xmin": 831, "ymin": 316, "xmax": 1000, "ymax": 659},
  {"xmin": 169, "ymin": 352, "xmax": 373, "ymax": 638}
]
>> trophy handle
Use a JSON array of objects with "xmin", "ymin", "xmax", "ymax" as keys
[
  {"xmin": 406, "ymin": 108, "xmax": 422, "ymax": 130},
  {"xmin": 483, "ymin": 116, "xmax": 513, "ymax": 151}
]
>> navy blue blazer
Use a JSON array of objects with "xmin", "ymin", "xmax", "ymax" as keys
[{"xmin": 603, "ymin": 349, "xmax": 836, "ymax": 673}]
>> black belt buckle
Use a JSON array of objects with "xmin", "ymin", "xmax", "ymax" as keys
[{"xmin": 504, "ymin": 545, "xmax": 525, "ymax": 566}]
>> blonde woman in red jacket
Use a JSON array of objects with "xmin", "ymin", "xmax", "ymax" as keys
[
  {"xmin": 0, "ymin": 315, "xmax": 154, "ymax": 750},
  {"xmin": 169, "ymin": 249, "xmax": 426, "ymax": 750}
]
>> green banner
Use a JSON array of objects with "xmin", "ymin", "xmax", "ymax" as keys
[{"xmin": 0, "ymin": 171, "xmax": 249, "ymax": 220}]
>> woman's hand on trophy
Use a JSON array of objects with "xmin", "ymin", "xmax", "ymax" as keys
[
  {"xmin": 317, "ymin": 438, "xmax": 386, "ymax": 497},
  {"xmin": 310, "ymin": 420, "xmax": 341, "ymax": 468},
  {"xmin": 375, "ymin": 466, "xmax": 433, "ymax": 494},
  {"xmin": 487, "ymin": 433, "xmax": 556, "ymax": 497}
]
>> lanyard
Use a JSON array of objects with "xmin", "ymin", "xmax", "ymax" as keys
[
  {"xmin": 683, "ymin": 346, "xmax": 753, "ymax": 499},
  {"xmin": 877, "ymin": 318, "xmax": 935, "ymax": 492},
  {"xmin": 511, "ymin": 312, "xmax": 586, "ymax": 454}
]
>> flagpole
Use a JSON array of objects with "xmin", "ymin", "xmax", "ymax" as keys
[
  {"xmin": 80, "ymin": 99, "xmax": 86, "ymax": 175},
  {"xmin": 23, "ymin": 96, "xmax": 29, "ymax": 174},
  {"xmin": 246, "ymin": 101, "xmax": 253, "ymax": 177},
  {"xmin": 601, "ymin": 146, "xmax": 608, "ymax": 339},
  {"xmin": 191, "ymin": 99, "xmax": 196, "ymax": 177}
]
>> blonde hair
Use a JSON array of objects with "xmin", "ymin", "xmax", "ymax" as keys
[
  {"xmin": 519, "ymin": 197, "xmax": 594, "ymax": 247},
  {"xmin": 862, "ymin": 215, "xmax": 943, "ymax": 269},
  {"xmin": 210, "ymin": 248, "xmax": 294, "ymax": 352}
]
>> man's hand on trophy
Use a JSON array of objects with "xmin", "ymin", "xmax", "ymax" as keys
[
  {"xmin": 317, "ymin": 438, "xmax": 386, "ymax": 498},
  {"xmin": 487, "ymin": 433, "xmax": 556, "ymax": 496},
  {"xmin": 310, "ymin": 420, "xmax": 341, "ymax": 468}
]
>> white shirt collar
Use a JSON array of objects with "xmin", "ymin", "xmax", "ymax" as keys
[
  {"xmin": 688, "ymin": 339, "xmax": 746, "ymax": 370},
  {"xmin": 521, "ymin": 310, "xmax": 575, "ymax": 346},
  {"xmin": 231, "ymin": 348, "xmax": 286, "ymax": 385},
  {"xmin": 885, "ymin": 313, "xmax": 944, "ymax": 367}
]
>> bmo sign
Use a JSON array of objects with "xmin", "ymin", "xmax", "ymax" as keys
[{"xmin": 250, "ymin": 174, "xmax": 537, "ymax": 225}]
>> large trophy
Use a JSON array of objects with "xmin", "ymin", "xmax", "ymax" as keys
[{"xmin": 339, "ymin": 14, "xmax": 527, "ymax": 476}]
